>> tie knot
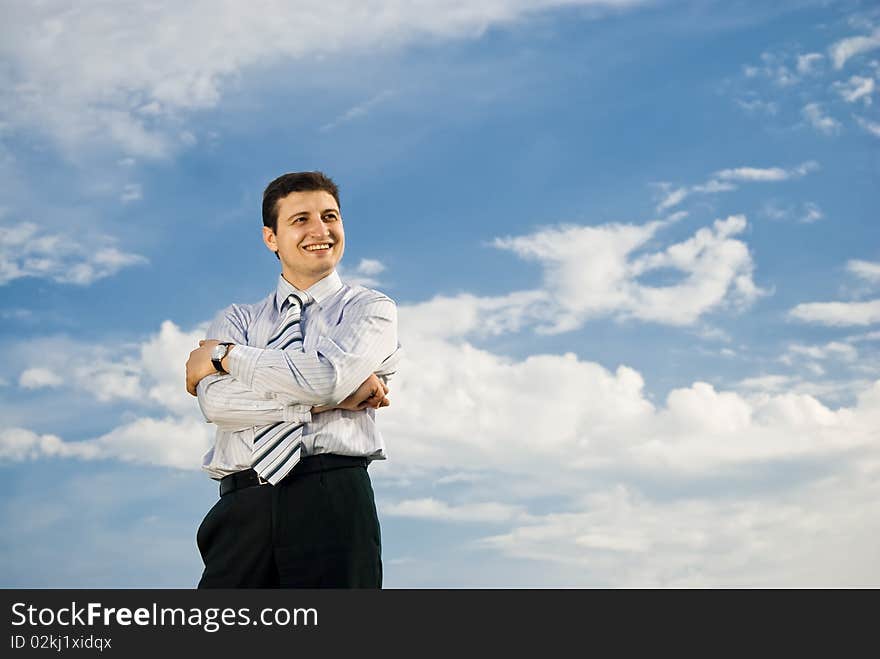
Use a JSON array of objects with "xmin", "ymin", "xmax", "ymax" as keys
[{"xmin": 288, "ymin": 292, "xmax": 310, "ymax": 309}]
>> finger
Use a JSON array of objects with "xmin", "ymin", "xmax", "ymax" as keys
[{"xmin": 199, "ymin": 340, "xmax": 205, "ymax": 346}]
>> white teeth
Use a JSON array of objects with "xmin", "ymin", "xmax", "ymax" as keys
[{"xmin": 304, "ymin": 244, "xmax": 330, "ymax": 251}]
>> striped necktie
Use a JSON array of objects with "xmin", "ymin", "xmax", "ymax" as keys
[{"xmin": 252, "ymin": 291, "xmax": 310, "ymax": 485}]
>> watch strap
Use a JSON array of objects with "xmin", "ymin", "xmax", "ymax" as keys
[{"xmin": 211, "ymin": 342, "xmax": 234, "ymax": 374}]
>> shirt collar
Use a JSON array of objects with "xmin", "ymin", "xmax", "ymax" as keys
[{"xmin": 274, "ymin": 270, "xmax": 343, "ymax": 311}]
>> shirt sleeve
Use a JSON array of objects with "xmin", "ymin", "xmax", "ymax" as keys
[
  {"xmin": 197, "ymin": 374, "xmax": 312, "ymax": 431},
  {"xmin": 375, "ymin": 344, "xmax": 403, "ymax": 386},
  {"xmin": 227, "ymin": 295, "xmax": 398, "ymax": 406},
  {"xmin": 196, "ymin": 303, "xmax": 313, "ymax": 430}
]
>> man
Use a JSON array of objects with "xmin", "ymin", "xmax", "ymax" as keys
[{"xmin": 185, "ymin": 171, "xmax": 399, "ymax": 588}]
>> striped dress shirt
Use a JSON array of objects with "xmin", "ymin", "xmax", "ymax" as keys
[{"xmin": 197, "ymin": 270, "xmax": 400, "ymax": 481}]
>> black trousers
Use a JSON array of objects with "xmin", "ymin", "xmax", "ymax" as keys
[{"xmin": 197, "ymin": 457, "xmax": 382, "ymax": 588}]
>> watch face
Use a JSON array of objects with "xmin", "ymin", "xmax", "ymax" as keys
[{"xmin": 211, "ymin": 344, "xmax": 226, "ymax": 360}]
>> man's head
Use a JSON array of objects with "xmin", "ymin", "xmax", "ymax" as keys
[{"xmin": 261, "ymin": 171, "xmax": 345, "ymax": 290}]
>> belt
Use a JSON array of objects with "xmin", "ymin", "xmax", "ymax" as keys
[{"xmin": 219, "ymin": 454, "xmax": 370, "ymax": 497}]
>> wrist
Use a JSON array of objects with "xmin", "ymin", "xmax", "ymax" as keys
[{"xmin": 220, "ymin": 345, "xmax": 235, "ymax": 373}]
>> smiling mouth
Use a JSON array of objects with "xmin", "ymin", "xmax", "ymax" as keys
[{"xmin": 302, "ymin": 243, "xmax": 333, "ymax": 252}]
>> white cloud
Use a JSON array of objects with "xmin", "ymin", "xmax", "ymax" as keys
[
  {"xmin": 656, "ymin": 186, "xmax": 689, "ymax": 212},
  {"xmin": 833, "ymin": 75, "xmax": 875, "ymax": 105},
  {"xmin": 754, "ymin": 52, "xmax": 798, "ymax": 86},
  {"xmin": 829, "ymin": 27, "xmax": 880, "ymax": 70},
  {"xmin": 855, "ymin": 115, "xmax": 880, "ymax": 137},
  {"xmin": 15, "ymin": 345, "xmax": 147, "ymax": 403},
  {"xmin": 1, "ymin": 308, "xmax": 33, "ymax": 321},
  {"xmin": 759, "ymin": 203, "xmax": 788, "ymax": 221},
  {"xmin": 799, "ymin": 202, "xmax": 823, "ymax": 224},
  {"xmin": 356, "ymin": 258, "xmax": 386, "ymax": 276},
  {"xmin": 383, "ymin": 498, "xmax": 527, "ymax": 523},
  {"xmin": 399, "ymin": 289, "xmax": 545, "ymax": 339},
  {"xmin": 790, "ymin": 300, "xmax": 880, "ymax": 326},
  {"xmin": 741, "ymin": 50, "xmax": 827, "ymax": 87},
  {"xmin": 339, "ymin": 257, "xmax": 388, "ymax": 287},
  {"xmin": 120, "ymin": 183, "xmax": 142, "ymax": 203},
  {"xmin": 491, "ymin": 214, "xmax": 764, "ymax": 331},
  {"xmin": 737, "ymin": 373, "xmax": 875, "ymax": 406},
  {"xmin": 320, "ymin": 90, "xmax": 395, "ymax": 132},
  {"xmin": 802, "ymin": 103, "xmax": 842, "ymax": 135},
  {"xmin": 5, "ymin": 280, "xmax": 880, "ymax": 584},
  {"xmin": 737, "ymin": 38, "xmax": 877, "ymax": 138},
  {"xmin": 760, "ymin": 200, "xmax": 823, "ymax": 224},
  {"xmin": 689, "ymin": 180, "xmax": 738, "ymax": 195},
  {"xmin": 796, "ymin": 52, "xmax": 824, "ymax": 75},
  {"xmin": 2, "ymin": 319, "xmax": 214, "ymax": 469},
  {"xmin": 714, "ymin": 161, "xmax": 816, "ymax": 182},
  {"xmin": 12, "ymin": 320, "xmax": 207, "ymax": 410},
  {"xmin": 0, "ymin": 418, "xmax": 213, "ymax": 470},
  {"xmin": 139, "ymin": 320, "xmax": 212, "ymax": 414},
  {"xmin": 846, "ymin": 330, "xmax": 880, "ymax": 342},
  {"xmin": 380, "ymin": 324, "xmax": 880, "ymax": 478},
  {"xmin": 735, "ymin": 98, "xmax": 778, "ymax": 115},
  {"xmin": 365, "ymin": 300, "xmax": 871, "ymax": 581},
  {"xmin": 655, "ymin": 161, "xmax": 818, "ymax": 212},
  {"xmin": 473, "ymin": 472, "xmax": 880, "ymax": 585},
  {"xmin": 0, "ymin": 428, "xmax": 92, "ymax": 461},
  {"xmin": 788, "ymin": 378, "xmax": 877, "ymax": 403},
  {"xmin": 18, "ymin": 368, "xmax": 63, "ymax": 389},
  {"xmin": 372, "ymin": 324, "xmax": 880, "ymax": 578},
  {"xmin": 434, "ymin": 472, "xmax": 485, "ymax": 485},
  {"xmin": 0, "ymin": 220, "xmax": 148, "ymax": 285},
  {"xmin": 737, "ymin": 374, "xmax": 795, "ymax": 393},
  {"xmin": 783, "ymin": 341, "xmax": 858, "ymax": 363},
  {"xmin": 0, "ymin": 0, "xmax": 648, "ymax": 157},
  {"xmin": 847, "ymin": 259, "xmax": 880, "ymax": 283}
]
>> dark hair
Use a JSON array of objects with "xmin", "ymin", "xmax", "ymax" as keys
[{"xmin": 262, "ymin": 171, "xmax": 340, "ymax": 233}]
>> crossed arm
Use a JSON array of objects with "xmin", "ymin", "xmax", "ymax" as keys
[{"xmin": 186, "ymin": 296, "xmax": 399, "ymax": 429}]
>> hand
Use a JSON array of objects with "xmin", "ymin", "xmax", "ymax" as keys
[
  {"xmin": 186, "ymin": 339, "xmax": 221, "ymax": 396},
  {"xmin": 335, "ymin": 373, "xmax": 390, "ymax": 411}
]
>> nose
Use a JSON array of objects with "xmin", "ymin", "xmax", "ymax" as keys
[{"xmin": 304, "ymin": 214, "xmax": 330, "ymax": 236}]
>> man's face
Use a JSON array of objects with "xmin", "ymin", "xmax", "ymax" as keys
[{"xmin": 263, "ymin": 189, "xmax": 345, "ymax": 289}]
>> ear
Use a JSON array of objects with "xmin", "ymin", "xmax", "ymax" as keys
[{"xmin": 262, "ymin": 226, "xmax": 278, "ymax": 254}]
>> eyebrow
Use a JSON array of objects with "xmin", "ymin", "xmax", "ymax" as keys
[{"xmin": 286, "ymin": 208, "xmax": 340, "ymax": 221}]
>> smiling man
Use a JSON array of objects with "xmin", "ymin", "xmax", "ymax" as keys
[{"xmin": 185, "ymin": 171, "xmax": 400, "ymax": 588}]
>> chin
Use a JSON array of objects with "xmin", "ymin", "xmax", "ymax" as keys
[{"xmin": 310, "ymin": 263, "xmax": 336, "ymax": 278}]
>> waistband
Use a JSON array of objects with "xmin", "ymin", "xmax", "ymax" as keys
[{"xmin": 219, "ymin": 454, "xmax": 369, "ymax": 497}]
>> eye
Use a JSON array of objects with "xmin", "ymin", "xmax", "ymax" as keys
[{"xmin": 323, "ymin": 213, "xmax": 338, "ymax": 221}]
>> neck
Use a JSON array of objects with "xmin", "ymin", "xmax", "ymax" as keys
[{"xmin": 282, "ymin": 269, "xmax": 330, "ymax": 291}]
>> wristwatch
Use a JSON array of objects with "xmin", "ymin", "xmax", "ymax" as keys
[{"xmin": 211, "ymin": 342, "xmax": 235, "ymax": 374}]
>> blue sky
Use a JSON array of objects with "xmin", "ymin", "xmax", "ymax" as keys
[{"xmin": 1, "ymin": 0, "xmax": 879, "ymax": 587}]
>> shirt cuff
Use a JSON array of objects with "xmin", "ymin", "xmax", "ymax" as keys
[
  {"xmin": 284, "ymin": 404, "xmax": 312, "ymax": 424},
  {"xmin": 227, "ymin": 344, "xmax": 262, "ymax": 389}
]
